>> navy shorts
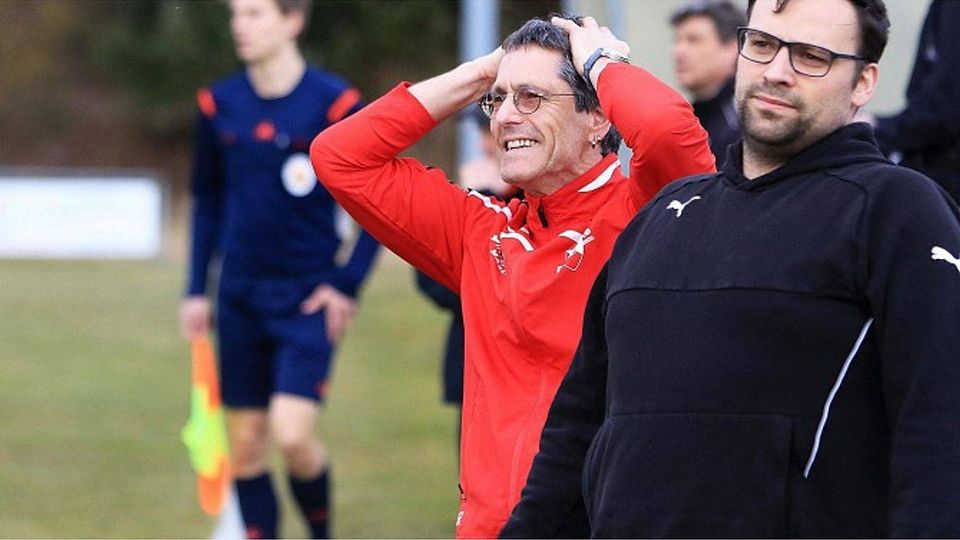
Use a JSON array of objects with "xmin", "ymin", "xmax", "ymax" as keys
[{"xmin": 216, "ymin": 276, "xmax": 334, "ymax": 408}]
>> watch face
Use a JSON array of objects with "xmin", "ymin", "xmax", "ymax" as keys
[{"xmin": 600, "ymin": 48, "xmax": 629, "ymax": 63}]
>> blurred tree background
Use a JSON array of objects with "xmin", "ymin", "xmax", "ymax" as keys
[{"xmin": 0, "ymin": 0, "xmax": 555, "ymax": 247}]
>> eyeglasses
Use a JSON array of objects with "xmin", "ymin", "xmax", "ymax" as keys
[
  {"xmin": 479, "ymin": 86, "xmax": 576, "ymax": 118},
  {"xmin": 737, "ymin": 27, "xmax": 870, "ymax": 78}
]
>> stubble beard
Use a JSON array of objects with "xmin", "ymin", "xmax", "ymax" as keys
[{"xmin": 735, "ymin": 83, "xmax": 814, "ymax": 162}]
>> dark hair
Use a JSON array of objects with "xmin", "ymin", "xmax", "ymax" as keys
[
  {"xmin": 745, "ymin": 0, "xmax": 889, "ymax": 63},
  {"xmin": 274, "ymin": 0, "xmax": 312, "ymax": 38},
  {"xmin": 501, "ymin": 15, "xmax": 622, "ymax": 156},
  {"xmin": 670, "ymin": 0, "xmax": 746, "ymax": 44}
]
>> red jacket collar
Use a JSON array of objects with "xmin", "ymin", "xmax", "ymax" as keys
[{"xmin": 523, "ymin": 154, "xmax": 623, "ymax": 234}]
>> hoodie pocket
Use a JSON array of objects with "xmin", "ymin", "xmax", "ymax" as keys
[{"xmin": 584, "ymin": 412, "xmax": 793, "ymax": 538}]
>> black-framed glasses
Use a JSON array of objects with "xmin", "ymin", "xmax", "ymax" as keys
[
  {"xmin": 737, "ymin": 27, "xmax": 870, "ymax": 78},
  {"xmin": 479, "ymin": 86, "xmax": 576, "ymax": 118}
]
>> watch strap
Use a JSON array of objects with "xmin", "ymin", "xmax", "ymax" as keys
[{"xmin": 582, "ymin": 48, "xmax": 630, "ymax": 91}]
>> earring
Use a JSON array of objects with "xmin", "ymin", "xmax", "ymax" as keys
[{"xmin": 590, "ymin": 136, "xmax": 598, "ymax": 148}]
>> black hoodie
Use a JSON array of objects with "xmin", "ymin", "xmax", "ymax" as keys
[{"xmin": 502, "ymin": 123, "xmax": 960, "ymax": 538}]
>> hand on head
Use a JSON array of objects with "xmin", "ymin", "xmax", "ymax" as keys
[
  {"xmin": 550, "ymin": 16, "xmax": 630, "ymax": 79},
  {"xmin": 475, "ymin": 47, "xmax": 506, "ymax": 87}
]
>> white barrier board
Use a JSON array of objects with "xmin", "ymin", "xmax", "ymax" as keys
[{"xmin": 0, "ymin": 174, "xmax": 163, "ymax": 259}]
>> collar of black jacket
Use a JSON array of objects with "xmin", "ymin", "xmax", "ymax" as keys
[{"xmin": 721, "ymin": 122, "xmax": 888, "ymax": 191}]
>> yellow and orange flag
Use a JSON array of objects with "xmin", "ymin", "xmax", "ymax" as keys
[{"xmin": 181, "ymin": 336, "xmax": 231, "ymax": 515}]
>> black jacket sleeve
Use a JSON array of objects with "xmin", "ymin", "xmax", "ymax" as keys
[
  {"xmin": 861, "ymin": 171, "xmax": 960, "ymax": 536},
  {"xmin": 501, "ymin": 266, "xmax": 610, "ymax": 538}
]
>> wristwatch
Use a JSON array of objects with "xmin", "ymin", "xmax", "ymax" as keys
[{"xmin": 582, "ymin": 48, "xmax": 630, "ymax": 91}]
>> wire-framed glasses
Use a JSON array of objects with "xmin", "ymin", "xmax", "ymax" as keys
[
  {"xmin": 737, "ymin": 27, "xmax": 870, "ymax": 78},
  {"xmin": 479, "ymin": 86, "xmax": 576, "ymax": 118}
]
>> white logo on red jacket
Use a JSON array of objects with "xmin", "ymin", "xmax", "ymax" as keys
[
  {"xmin": 556, "ymin": 228, "xmax": 595, "ymax": 273},
  {"xmin": 931, "ymin": 246, "xmax": 960, "ymax": 274},
  {"xmin": 489, "ymin": 235, "xmax": 506, "ymax": 275},
  {"xmin": 488, "ymin": 228, "xmax": 535, "ymax": 274}
]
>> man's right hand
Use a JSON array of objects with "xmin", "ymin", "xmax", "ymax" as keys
[
  {"xmin": 180, "ymin": 295, "xmax": 212, "ymax": 341},
  {"xmin": 409, "ymin": 47, "xmax": 505, "ymax": 122},
  {"xmin": 471, "ymin": 47, "xmax": 505, "ymax": 89}
]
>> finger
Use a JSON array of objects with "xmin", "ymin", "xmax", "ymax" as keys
[
  {"xmin": 580, "ymin": 16, "xmax": 599, "ymax": 29},
  {"xmin": 300, "ymin": 290, "xmax": 329, "ymax": 314},
  {"xmin": 326, "ymin": 307, "xmax": 344, "ymax": 343},
  {"xmin": 550, "ymin": 16, "xmax": 578, "ymax": 33},
  {"xmin": 184, "ymin": 321, "xmax": 203, "ymax": 341},
  {"xmin": 195, "ymin": 317, "xmax": 210, "ymax": 338}
]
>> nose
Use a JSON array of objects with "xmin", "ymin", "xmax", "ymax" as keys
[
  {"xmin": 762, "ymin": 46, "xmax": 796, "ymax": 85},
  {"xmin": 493, "ymin": 93, "xmax": 523, "ymax": 125}
]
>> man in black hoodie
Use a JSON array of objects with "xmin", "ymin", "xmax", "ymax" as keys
[{"xmin": 502, "ymin": 0, "xmax": 960, "ymax": 537}]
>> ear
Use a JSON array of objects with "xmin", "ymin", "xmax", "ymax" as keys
[
  {"xmin": 851, "ymin": 62, "xmax": 879, "ymax": 109},
  {"xmin": 285, "ymin": 10, "xmax": 305, "ymax": 41},
  {"xmin": 588, "ymin": 107, "xmax": 612, "ymax": 145}
]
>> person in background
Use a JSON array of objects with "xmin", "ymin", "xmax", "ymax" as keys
[
  {"xmin": 178, "ymin": 0, "xmax": 380, "ymax": 537},
  {"xmin": 504, "ymin": 0, "xmax": 960, "ymax": 537},
  {"xmin": 871, "ymin": 0, "xmax": 960, "ymax": 203},
  {"xmin": 671, "ymin": 0, "xmax": 745, "ymax": 165}
]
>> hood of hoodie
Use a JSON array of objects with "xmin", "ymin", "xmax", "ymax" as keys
[{"xmin": 721, "ymin": 122, "xmax": 890, "ymax": 191}]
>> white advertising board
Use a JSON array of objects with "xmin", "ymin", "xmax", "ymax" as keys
[{"xmin": 0, "ymin": 171, "xmax": 164, "ymax": 259}]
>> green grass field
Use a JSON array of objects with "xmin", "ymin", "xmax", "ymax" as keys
[{"xmin": 0, "ymin": 254, "xmax": 459, "ymax": 538}]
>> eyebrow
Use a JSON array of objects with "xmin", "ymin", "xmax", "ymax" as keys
[{"xmin": 491, "ymin": 83, "xmax": 551, "ymax": 96}]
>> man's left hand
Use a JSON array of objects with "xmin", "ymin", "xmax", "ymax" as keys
[
  {"xmin": 552, "ymin": 16, "xmax": 630, "ymax": 86},
  {"xmin": 300, "ymin": 284, "xmax": 358, "ymax": 344}
]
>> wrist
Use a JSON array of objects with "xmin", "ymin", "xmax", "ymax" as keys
[{"xmin": 582, "ymin": 48, "xmax": 630, "ymax": 91}]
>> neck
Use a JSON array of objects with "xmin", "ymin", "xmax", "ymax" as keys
[
  {"xmin": 691, "ymin": 77, "xmax": 729, "ymax": 102},
  {"xmin": 741, "ymin": 141, "xmax": 787, "ymax": 179},
  {"xmin": 527, "ymin": 152, "xmax": 604, "ymax": 197},
  {"xmin": 246, "ymin": 44, "xmax": 306, "ymax": 99}
]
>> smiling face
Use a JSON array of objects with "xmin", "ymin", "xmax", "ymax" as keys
[
  {"xmin": 490, "ymin": 46, "xmax": 605, "ymax": 196},
  {"xmin": 229, "ymin": 0, "xmax": 302, "ymax": 65},
  {"xmin": 734, "ymin": 0, "xmax": 877, "ymax": 162}
]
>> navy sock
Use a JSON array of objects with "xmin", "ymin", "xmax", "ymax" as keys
[
  {"xmin": 289, "ymin": 467, "xmax": 331, "ymax": 539},
  {"xmin": 236, "ymin": 473, "xmax": 279, "ymax": 539}
]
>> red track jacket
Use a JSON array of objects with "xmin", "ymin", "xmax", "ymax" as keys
[{"xmin": 311, "ymin": 63, "xmax": 714, "ymax": 538}]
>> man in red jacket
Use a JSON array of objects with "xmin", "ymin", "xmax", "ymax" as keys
[{"xmin": 311, "ymin": 15, "xmax": 714, "ymax": 538}]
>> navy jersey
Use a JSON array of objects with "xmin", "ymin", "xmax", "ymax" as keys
[{"xmin": 187, "ymin": 66, "xmax": 380, "ymax": 297}]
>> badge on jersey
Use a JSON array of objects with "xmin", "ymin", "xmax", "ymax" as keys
[{"xmin": 281, "ymin": 153, "xmax": 318, "ymax": 197}]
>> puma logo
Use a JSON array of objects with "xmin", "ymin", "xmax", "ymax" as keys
[
  {"xmin": 931, "ymin": 246, "xmax": 960, "ymax": 274},
  {"xmin": 666, "ymin": 196, "xmax": 702, "ymax": 217}
]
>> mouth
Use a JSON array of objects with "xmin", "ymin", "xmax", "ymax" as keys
[
  {"xmin": 752, "ymin": 93, "xmax": 796, "ymax": 109},
  {"xmin": 503, "ymin": 138, "xmax": 538, "ymax": 152}
]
